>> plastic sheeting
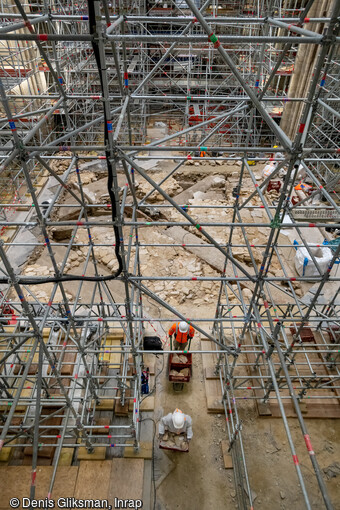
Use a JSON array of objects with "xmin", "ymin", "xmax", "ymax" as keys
[
  {"xmin": 326, "ymin": 237, "xmax": 340, "ymax": 253},
  {"xmin": 295, "ymin": 246, "xmax": 333, "ymax": 279},
  {"xmin": 263, "ymin": 162, "xmax": 276, "ymax": 178}
]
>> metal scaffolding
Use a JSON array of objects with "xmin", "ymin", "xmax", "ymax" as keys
[{"xmin": 0, "ymin": 0, "xmax": 339, "ymax": 508}]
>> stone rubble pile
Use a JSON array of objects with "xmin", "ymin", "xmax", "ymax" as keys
[
  {"xmin": 135, "ymin": 176, "xmax": 183, "ymax": 202},
  {"xmin": 169, "ymin": 368, "xmax": 190, "ymax": 377},
  {"xmin": 22, "ymin": 161, "xmax": 306, "ymax": 309},
  {"xmin": 21, "ymin": 265, "xmax": 73, "ymax": 303},
  {"xmin": 49, "ymin": 152, "xmax": 73, "ymax": 174},
  {"xmin": 68, "ymin": 171, "xmax": 98, "ymax": 185},
  {"xmin": 172, "ymin": 354, "xmax": 188, "ymax": 363},
  {"xmin": 49, "ymin": 152, "xmax": 98, "ymax": 175}
]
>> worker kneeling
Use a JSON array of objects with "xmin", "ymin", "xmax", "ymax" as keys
[
  {"xmin": 169, "ymin": 320, "xmax": 195, "ymax": 350},
  {"xmin": 159, "ymin": 408, "xmax": 193, "ymax": 450}
]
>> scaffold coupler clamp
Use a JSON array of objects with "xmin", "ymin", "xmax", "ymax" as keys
[
  {"xmin": 18, "ymin": 145, "xmax": 29, "ymax": 162},
  {"xmin": 265, "ymin": 341, "xmax": 275, "ymax": 359},
  {"xmin": 270, "ymin": 215, "xmax": 281, "ymax": 229},
  {"xmin": 232, "ymin": 185, "xmax": 240, "ymax": 198},
  {"xmin": 8, "ymin": 274, "xmax": 19, "ymax": 286}
]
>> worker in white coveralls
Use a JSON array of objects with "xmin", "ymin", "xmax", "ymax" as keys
[{"xmin": 159, "ymin": 409, "xmax": 193, "ymax": 443}]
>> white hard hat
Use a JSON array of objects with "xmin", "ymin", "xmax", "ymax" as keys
[
  {"xmin": 179, "ymin": 321, "xmax": 189, "ymax": 333},
  {"xmin": 172, "ymin": 409, "xmax": 184, "ymax": 429}
]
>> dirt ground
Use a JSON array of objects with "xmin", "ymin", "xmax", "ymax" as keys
[
  {"xmin": 154, "ymin": 349, "xmax": 235, "ymax": 510},
  {"xmin": 153, "ymin": 342, "xmax": 340, "ymax": 510}
]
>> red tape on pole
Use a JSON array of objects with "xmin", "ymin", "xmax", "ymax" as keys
[{"xmin": 304, "ymin": 434, "xmax": 315, "ymax": 455}]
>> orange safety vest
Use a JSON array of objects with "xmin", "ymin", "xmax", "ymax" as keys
[
  {"xmin": 168, "ymin": 323, "xmax": 195, "ymax": 344},
  {"xmin": 294, "ymin": 181, "xmax": 312, "ymax": 191}
]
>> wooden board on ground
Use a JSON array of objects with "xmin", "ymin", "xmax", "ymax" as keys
[
  {"xmin": 59, "ymin": 448, "xmax": 74, "ymax": 466},
  {"xmin": 22, "ymin": 455, "xmax": 52, "ymax": 466},
  {"xmin": 204, "ymin": 367, "xmax": 219, "ymax": 379},
  {"xmin": 24, "ymin": 443, "xmax": 56, "ymax": 459},
  {"xmin": 48, "ymin": 377, "xmax": 70, "ymax": 397},
  {"xmin": 128, "ymin": 396, "xmax": 154, "ymax": 413},
  {"xmin": 140, "ymin": 396, "xmax": 155, "ymax": 412},
  {"xmin": 100, "ymin": 337, "xmax": 122, "ymax": 367},
  {"xmin": 60, "ymin": 351, "xmax": 76, "ymax": 376},
  {"xmin": 92, "ymin": 417, "xmax": 112, "ymax": 434},
  {"xmin": 0, "ymin": 437, "xmax": 17, "ymax": 462},
  {"xmin": 0, "ymin": 466, "xmax": 33, "ymax": 506},
  {"xmin": 129, "ymin": 377, "xmax": 155, "ymax": 412},
  {"xmin": 109, "ymin": 459, "xmax": 144, "ymax": 501},
  {"xmin": 205, "ymin": 378, "xmax": 224, "ymax": 413},
  {"xmin": 143, "ymin": 353, "xmax": 155, "ymax": 375},
  {"xmin": 200, "ymin": 339, "xmax": 224, "ymax": 412},
  {"xmin": 200, "ymin": 338, "xmax": 218, "ymax": 373},
  {"xmin": 124, "ymin": 441, "xmax": 153, "ymax": 460},
  {"xmin": 0, "ymin": 448, "xmax": 11, "ymax": 463},
  {"xmin": 77, "ymin": 446, "xmax": 106, "ymax": 461},
  {"xmin": 107, "ymin": 329, "xmax": 125, "ymax": 340},
  {"xmin": 98, "ymin": 363, "xmax": 109, "ymax": 385},
  {"xmin": 91, "ymin": 398, "xmax": 116, "ymax": 412},
  {"xmin": 0, "ymin": 466, "xmax": 78, "ymax": 508},
  {"xmin": 109, "ymin": 344, "xmax": 121, "ymax": 366},
  {"xmin": 49, "ymin": 466, "xmax": 78, "ymax": 500},
  {"xmin": 314, "ymin": 340, "xmax": 340, "ymax": 400},
  {"xmin": 221, "ymin": 440, "xmax": 233, "ymax": 469},
  {"xmin": 244, "ymin": 353, "xmax": 272, "ymax": 417},
  {"xmin": 75, "ymin": 461, "xmax": 111, "ymax": 499},
  {"xmin": 269, "ymin": 402, "xmax": 340, "ymax": 419},
  {"xmin": 115, "ymin": 391, "xmax": 130, "ymax": 416},
  {"xmin": 0, "ymin": 387, "xmax": 33, "ymax": 413}
]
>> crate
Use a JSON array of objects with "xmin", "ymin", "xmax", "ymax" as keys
[
  {"xmin": 159, "ymin": 438, "xmax": 189, "ymax": 452},
  {"xmin": 169, "ymin": 367, "xmax": 191, "ymax": 383},
  {"xmin": 267, "ymin": 180, "xmax": 281, "ymax": 193},
  {"xmin": 289, "ymin": 324, "xmax": 315, "ymax": 343},
  {"xmin": 169, "ymin": 353, "xmax": 192, "ymax": 370}
]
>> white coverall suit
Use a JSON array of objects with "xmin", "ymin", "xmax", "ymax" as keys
[{"xmin": 159, "ymin": 413, "xmax": 193, "ymax": 440}]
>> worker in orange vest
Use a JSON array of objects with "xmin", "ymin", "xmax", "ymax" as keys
[
  {"xmin": 294, "ymin": 181, "xmax": 312, "ymax": 191},
  {"xmin": 168, "ymin": 321, "xmax": 195, "ymax": 350}
]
